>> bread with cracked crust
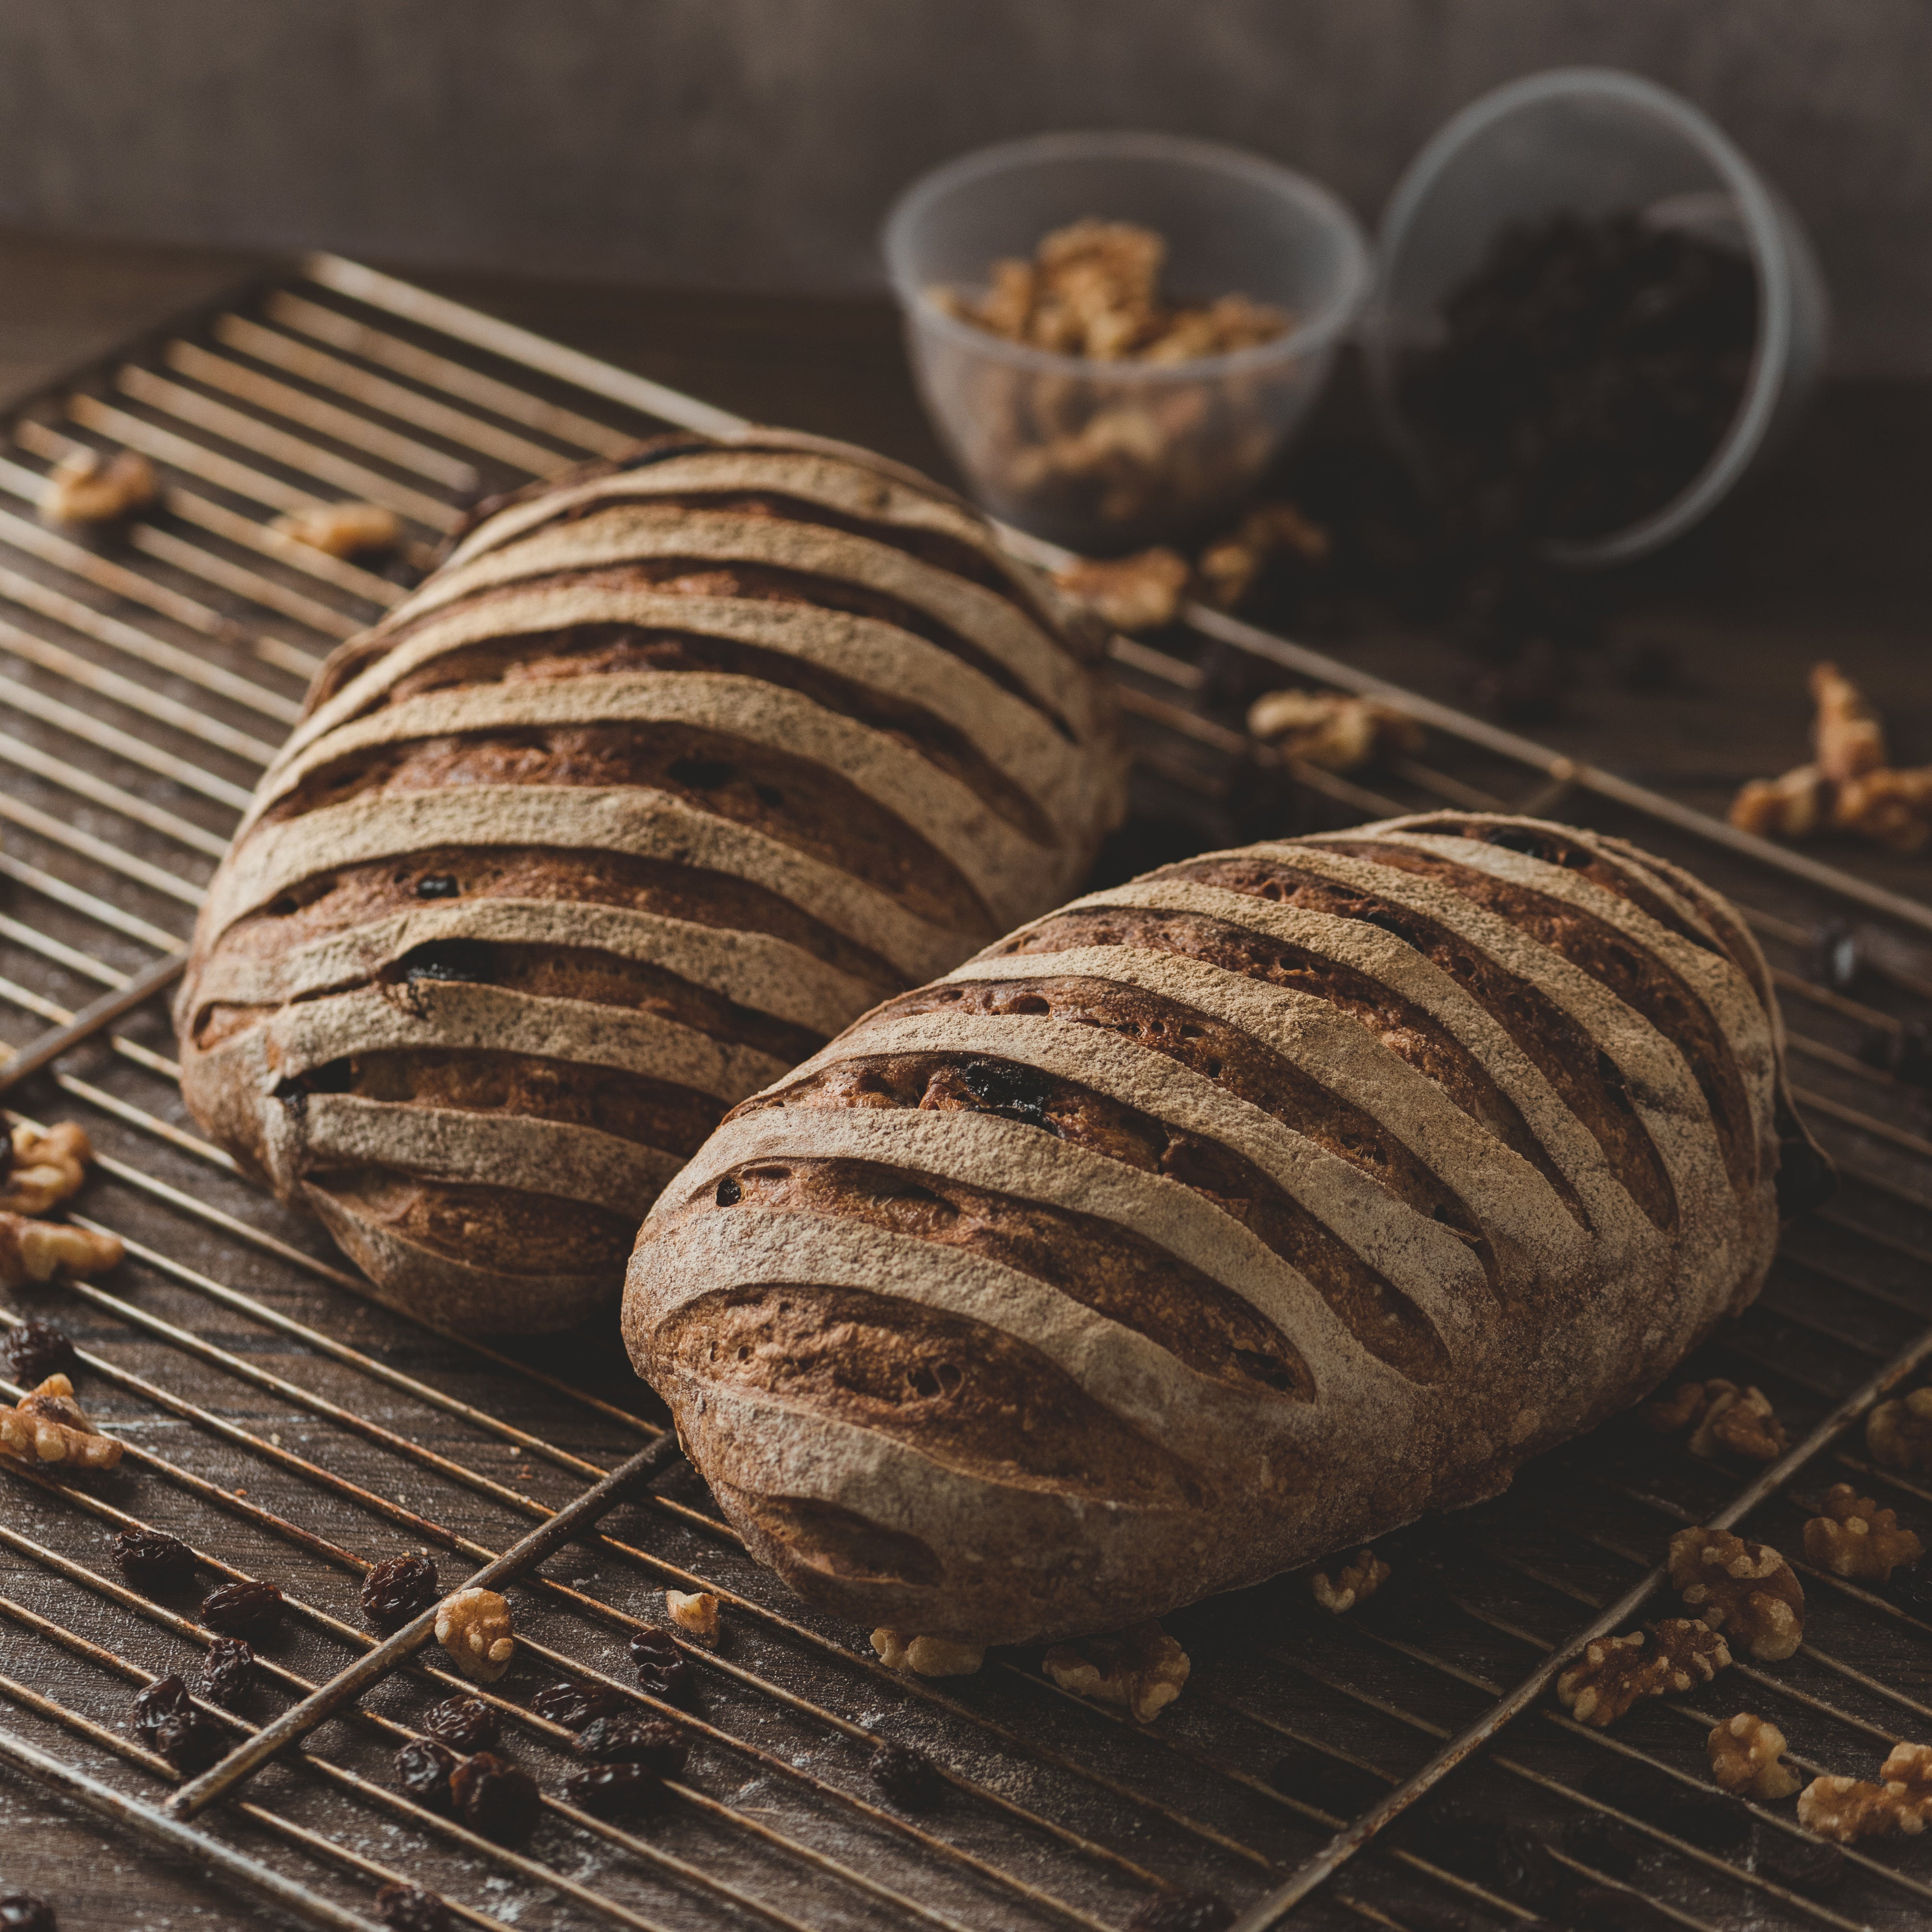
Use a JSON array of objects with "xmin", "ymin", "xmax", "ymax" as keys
[
  {"xmin": 175, "ymin": 429, "xmax": 1124, "ymax": 1333},
  {"xmin": 623, "ymin": 813, "xmax": 1819, "ymax": 1646}
]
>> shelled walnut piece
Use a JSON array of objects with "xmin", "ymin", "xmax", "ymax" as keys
[
  {"xmin": 663, "ymin": 1589, "xmax": 718, "ymax": 1640},
  {"xmin": 1, "ymin": 1122, "xmax": 95, "ymax": 1216},
  {"xmin": 1052, "ymin": 547, "xmax": 1192, "ymax": 633},
  {"xmin": 1555, "ymin": 1619, "xmax": 1730, "ymax": 1728},
  {"xmin": 1042, "ymin": 1621, "xmax": 1190, "ymax": 1722},
  {"xmin": 0, "ymin": 1213, "xmax": 123, "ymax": 1288},
  {"xmin": 270, "ymin": 501, "xmax": 402, "ymax": 560},
  {"xmin": 39, "ymin": 446, "xmax": 158, "ymax": 526},
  {"xmin": 1708, "ymin": 1712, "xmax": 1802, "ymax": 1800},
  {"xmin": 1198, "ymin": 501, "xmax": 1331, "ymax": 610},
  {"xmin": 0, "ymin": 1373, "xmax": 123, "ymax": 1471},
  {"xmin": 1882, "ymin": 1741, "xmax": 1932, "ymax": 1807},
  {"xmin": 870, "ymin": 1629, "xmax": 984, "ymax": 1678},
  {"xmin": 1797, "ymin": 1775, "xmax": 1926, "ymax": 1843},
  {"xmin": 1802, "ymin": 1483, "xmax": 1924, "ymax": 1582},
  {"xmin": 1311, "ymin": 1549, "xmax": 1390, "ymax": 1614},
  {"xmin": 1730, "ymin": 662, "xmax": 1932, "ymax": 854},
  {"xmin": 1668, "ymin": 1527, "xmax": 1806, "ymax": 1661},
  {"xmin": 1867, "ymin": 1388, "xmax": 1932, "ymax": 1473},
  {"xmin": 1643, "ymin": 1378, "xmax": 1788, "ymax": 1463},
  {"xmin": 1246, "ymin": 689, "xmax": 1424, "ymax": 775},
  {"xmin": 433, "ymin": 1587, "xmax": 515, "ymax": 1683}
]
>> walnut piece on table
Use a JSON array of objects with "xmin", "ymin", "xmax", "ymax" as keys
[
  {"xmin": 1311, "ymin": 1549, "xmax": 1390, "ymax": 1614},
  {"xmin": 1555, "ymin": 1619, "xmax": 1730, "ymax": 1728},
  {"xmin": 664, "ymin": 1588, "xmax": 719, "ymax": 1640},
  {"xmin": 1644, "ymin": 1378, "xmax": 1788, "ymax": 1462},
  {"xmin": 434, "ymin": 1587, "xmax": 515, "ymax": 1682},
  {"xmin": 1802, "ymin": 1483, "xmax": 1924, "ymax": 1582},
  {"xmin": 270, "ymin": 501, "xmax": 403, "ymax": 560},
  {"xmin": 1, "ymin": 1122, "xmax": 95, "ymax": 1217},
  {"xmin": 1246, "ymin": 688, "xmax": 1424, "ymax": 775},
  {"xmin": 0, "ymin": 1213, "xmax": 123, "ymax": 1288},
  {"xmin": 1197, "ymin": 501, "xmax": 1331, "ymax": 611},
  {"xmin": 1881, "ymin": 1741, "xmax": 1932, "ymax": 1808},
  {"xmin": 869, "ymin": 1629, "xmax": 985, "ymax": 1678},
  {"xmin": 0, "ymin": 1373, "xmax": 123, "ymax": 1471},
  {"xmin": 1668, "ymin": 1527, "xmax": 1806, "ymax": 1661},
  {"xmin": 1052, "ymin": 547, "xmax": 1191, "ymax": 633},
  {"xmin": 40, "ymin": 447, "xmax": 158, "ymax": 526},
  {"xmin": 1042, "ymin": 1620, "xmax": 1189, "ymax": 1723},
  {"xmin": 1797, "ymin": 1775, "xmax": 1926, "ymax": 1843},
  {"xmin": 1868, "ymin": 1388, "xmax": 1932, "ymax": 1473},
  {"xmin": 1708, "ymin": 1711, "xmax": 1802, "ymax": 1800}
]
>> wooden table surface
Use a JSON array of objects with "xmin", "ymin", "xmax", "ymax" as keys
[{"xmin": 1, "ymin": 228, "xmax": 1930, "ymax": 1932}]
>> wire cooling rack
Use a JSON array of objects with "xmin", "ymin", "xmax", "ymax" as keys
[{"xmin": 3, "ymin": 254, "xmax": 1932, "ymax": 1932}]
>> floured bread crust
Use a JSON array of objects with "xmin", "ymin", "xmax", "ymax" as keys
[
  {"xmin": 175, "ymin": 429, "xmax": 1125, "ymax": 1333},
  {"xmin": 624, "ymin": 814, "xmax": 1798, "ymax": 1644}
]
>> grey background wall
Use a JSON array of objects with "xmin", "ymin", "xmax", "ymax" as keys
[{"xmin": 0, "ymin": 1, "xmax": 1923, "ymax": 371}]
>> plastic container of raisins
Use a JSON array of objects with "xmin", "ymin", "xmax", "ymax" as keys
[
  {"xmin": 883, "ymin": 131, "xmax": 1373, "ymax": 554},
  {"xmin": 1367, "ymin": 66, "xmax": 1830, "ymax": 567}
]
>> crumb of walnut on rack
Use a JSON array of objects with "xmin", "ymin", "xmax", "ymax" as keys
[
  {"xmin": 434, "ymin": 1586, "xmax": 515, "ymax": 1682},
  {"xmin": 1052, "ymin": 547, "xmax": 1192, "ymax": 633},
  {"xmin": 870, "ymin": 1629, "xmax": 984, "ymax": 1678},
  {"xmin": 1311, "ymin": 1549, "xmax": 1390, "ymax": 1614},
  {"xmin": 1708, "ymin": 1711, "xmax": 1802, "ymax": 1800},
  {"xmin": 1041, "ymin": 1620, "xmax": 1189, "ymax": 1723},
  {"xmin": 0, "ymin": 1373, "xmax": 123, "ymax": 1471},
  {"xmin": 39, "ymin": 446, "xmax": 158, "ymax": 527},
  {"xmin": 1867, "ymin": 1388, "xmax": 1932, "ymax": 1473},
  {"xmin": 1802, "ymin": 1483, "xmax": 1923, "ymax": 1582},
  {"xmin": 1246, "ymin": 687, "xmax": 1424, "ymax": 775},
  {"xmin": 1554, "ymin": 1618, "xmax": 1730, "ymax": 1727},
  {"xmin": 0, "ymin": 1213, "xmax": 122, "ymax": 1289},
  {"xmin": 1643, "ymin": 1377, "xmax": 1788, "ymax": 1462},
  {"xmin": 1668, "ymin": 1527, "xmax": 1805, "ymax": 1661},
  {"xmin": 269, "ymin": 501, "xmax": 403, "ymax": 560},
  {"xmin": 664, "ymin": 1588, "xmax": 719, "ymax": 1640}
]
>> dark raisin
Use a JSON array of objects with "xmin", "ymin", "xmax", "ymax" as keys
[
  {"xmin": 1125, "ymin": 1894, "xmax": 1234, "ymax": 1932},
  {"xmin": 393, "ymin": 1738, "xmax": 459, "ymax": 1811},
  {"xmin": 130, "ymin": 1674, "xmax": 192, "ymax": 1751},
  {"xmin": 1667, "ymin": 1785, "xmax": 1753, "ymax": 1853},
  {"xmin": 193, "ymin": 1637, "xmax": 256, "ymax": 1711},
  {"xmin": 0, "ymin": 1896, "xmax": 56, "ymax": 1932},
  {"xmin": 956, "ymin": 1057, "xmax": 1056, "ymax": 1129},
  {"xmin": 153, "ymin": 1706, "xmax": 229, "ymax": 1773},
  {"xmin": 867, "ymin": 1739, "xmax": 941, "ymax": 1811},
  {"xmin": 575, "ymin": 1716, "xmax": 690, "ymax": 1775},
  {"xmin": 1563, "ymin": 1811, "xmax": 1642, "ymax": 1881},
  {"xmin": 424, "ymin": 1694, "xmax": 499, "ymax": 1753},
  {"xmin": 413, "ymin": 875, "xmax": 460, "ymax": 900},
  {"xmin": 450, "ymin": 1750, "xmax": 540, "ymax": 1844},
  {"xmin": 530, "ymin": 1678, "xmax": 624, "ymax": 1730},
  {"xmin": 373, "ymin": 1885, "xmax": 451, "ymax": 1932},
  {"xmin": 563, "ymin": 1760, "xmax": 668, "ymax": 1820},
  {"xmin": 1809, "ymin": 920, "xmax": 1863, "ymax": 993},
  {"xmin": 399, "ymin": 940, "xmax": 496, "ymax": 985},
  {"xmin": 361, "ymin": 1554, "xmax": 439, "ymax": 1632},
  {"xmin": 113, "ymin": 1528, "xmax": 197, "ymax": 1595},
  {"xmin": 715, "ymin": 1175, "xmax": 742, "ymax": 1206},
  {"xmin": 1750, "ymin": 1822, "xmax": 1846, "ymax": 1896},
  {"xmin": 3, "ymin": 1320, "xmax": 76, "ymax": 1386},
  {"xmin": 1404, "ymin": 1792, "xmax": 1504, "ymax": 1877},
  {"xmin": 1495, "ymin": 1823, "xmax": 1570, "ymax": 1910},
  {"xmin": 200, "ymin": 1579, "xmax": 282, "ymax": 1637},
  {"xmin": 668, "ymin": 756, "xmax": 736, "ymax": 790},
  {"xmin": 627, "ymin": 1626, "xmax": 691, "ymax": 1703}
]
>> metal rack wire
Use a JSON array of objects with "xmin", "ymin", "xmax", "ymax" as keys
[{"xmin": 1, "ymin": 253, "xmax": 1931, "ymax": 1932}]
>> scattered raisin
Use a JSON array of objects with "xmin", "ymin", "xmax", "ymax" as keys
[
  {"xmin": 423, "ymin": 1694, "xmax": 498, "ymax": 1753},
  {"xmin": 361, "ymin": 1554, "xmax": 439, "ymax": 1632},
  {"xmin": 450, "ymin": 1751, "xmax": 540, "ymax": 1844},
  {"xmin": 1125, "ymin": 1895, "xmax": 1234, "ymax": 1932},
  {"xmin": 563, "ymin": 1760, "xmax": 667, "ymax": 1821},
  {"xmin": 576, "ymin": 1716, "xmax": 689, "ymax": 1775},
  {"xmin": 200, "ymin": 1579, "xmax": 282, "ymax": 1637},
  {"xmin": 3, "ymin": 1320, "xmax": 76, "ymax": 1386},
  {"xmin": 867, "ymin": 1739, "xmax": 941, "ymax": 1812},
  {"xmin": 957, "ymin": 1057, "xmax": 1056, "ymax": 1130},
  {"xmin": 1750, "ymin": 1823, "xmax": 1846, "ymax": 1897},
  {"xmin": 113, "ymin": 1528, "xmax": 197, "ymax": 1595},
  {"xmin": 627, "ymin": 1626, "xmax": 691, "ymax": 1703},
  {"xmin": 193, "ymin": 1637, "xmax": 256, "ymax": 1710},
  {"xmin": 393, "ymin": 1738, "xmax": 459, "ymax": 1811},
  {"xmin": 130, "ymin": 1675, "xmax": 192, "ymax": 1751},
  {"xmin": 1495, "ymin": 1823, "xmax": 1570, "ymax": 1911},
  {"xmin": 529, "ymin": 1678, "xmax": 624, "ymax": 1731},
  {"xmin": 153, "ymin": 1707, "xmax": 229, "ymax": 1773},
  {"xmin": 0, "ymin": 1896, "xmax": 56, "ymax": 1932},
  {"xmin": 374, "ymin": 1885, "xmax": 451, "ymax": 1932}
]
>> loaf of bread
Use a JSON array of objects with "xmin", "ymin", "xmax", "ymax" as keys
[
  {"xmin": 176, "ymin": 430, "xmax": 1123, "ymax": 1332},
  {"xmin": 625, "ymin": 813, "xmax": 1816, "ymax": 1645}
]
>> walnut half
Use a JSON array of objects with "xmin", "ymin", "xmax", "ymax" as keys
[
  {"xmin": 1708, "ymin": 1712, "xmax": 1801, "ymax": 1800},
  {"xmin": 1668, "ymin": 1527, "xmax": 1806, "ymax": 1661},
  {"xmin": 0, "ymin": 1214, "xmax": 123, "ymax": 1288},
  {"xmin": 434, "ymin": 1587, "xmax": 515, "ymax": 1682},
  {"xmin": 1311, "ymin": 1550, "xmax": 1390, "ymax": 1614},
  {"xmin": 0, "ymin": 1373, "xmax": 123, "ymax": 1472},
  {"xmin": 1797, "ymin": 1775, "xmax": 1926, "ymax": 1844},
  {"xmin": 1882, "ymin": 1741, "xmax": 1932, "ymax": 1808},
  {"xmin": 1555, "ymin": 1619, "xmax": 1730, "ymax": 1728},
  {"xmin": 1042, "ymin": 1621, "xmax": 1190, "ymax": 1723},
  {"xmin": 0, "ymin": 1122, "xmax": 95, "ymax": 1216},
  {"xmin": 1802, "ymin": 1483, "xmax": 1923, "ymax": 1583},
  {"xmin": 1868, "ymin": 1389, "xmax": 1932, "ymax": 1474},
  {"xmin": 870, "ymin": 1629, "xmax": 984, "ymax": 1678},
  {"xmin": 1644, "ymin": 1378, "xmax": 1788, "ymax": 1462}
]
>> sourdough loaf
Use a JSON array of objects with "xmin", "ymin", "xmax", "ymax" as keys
[
  {"xmin": 176, "ymin": 429, "xmax": 1124, "ymax": 1332},
  {"xmin": 624, "ymin": 814, "xmax": 1817, "ymax": 1645}
]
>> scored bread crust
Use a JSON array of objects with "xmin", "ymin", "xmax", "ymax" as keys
[
  {"xmin": 623, "ymin": 814, "xmax": 1798, "ymax": 1645},
  {"xmin": 175, "ymin": 429, "xmax": 1124, "ymax": 1333}
]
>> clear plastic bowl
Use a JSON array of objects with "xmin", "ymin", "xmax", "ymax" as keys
[
  {"xmin": 1366, "ymin": 66, "xmax": 1830, "ymax": 567},
  {"xmin": 883, "ymin": 131, "xmax": 1373, "ymax": 553}
]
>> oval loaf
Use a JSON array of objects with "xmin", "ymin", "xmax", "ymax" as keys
[
  {"xmin": 624, "ymin": 813, "xmax": 1811, "ymax": 1645},
  {"xmin": 176, "ymin": 428, "xmax": 1124, "ymax": 1332}
]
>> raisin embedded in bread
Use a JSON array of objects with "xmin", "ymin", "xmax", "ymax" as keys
[
  {"xmin": 175, "ymin": 429, "xmax": 1124, "ymax": 1332},
  {"xmin": 624, "ymin": 814, "xmax": 1807, "ymax": 1645}
]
